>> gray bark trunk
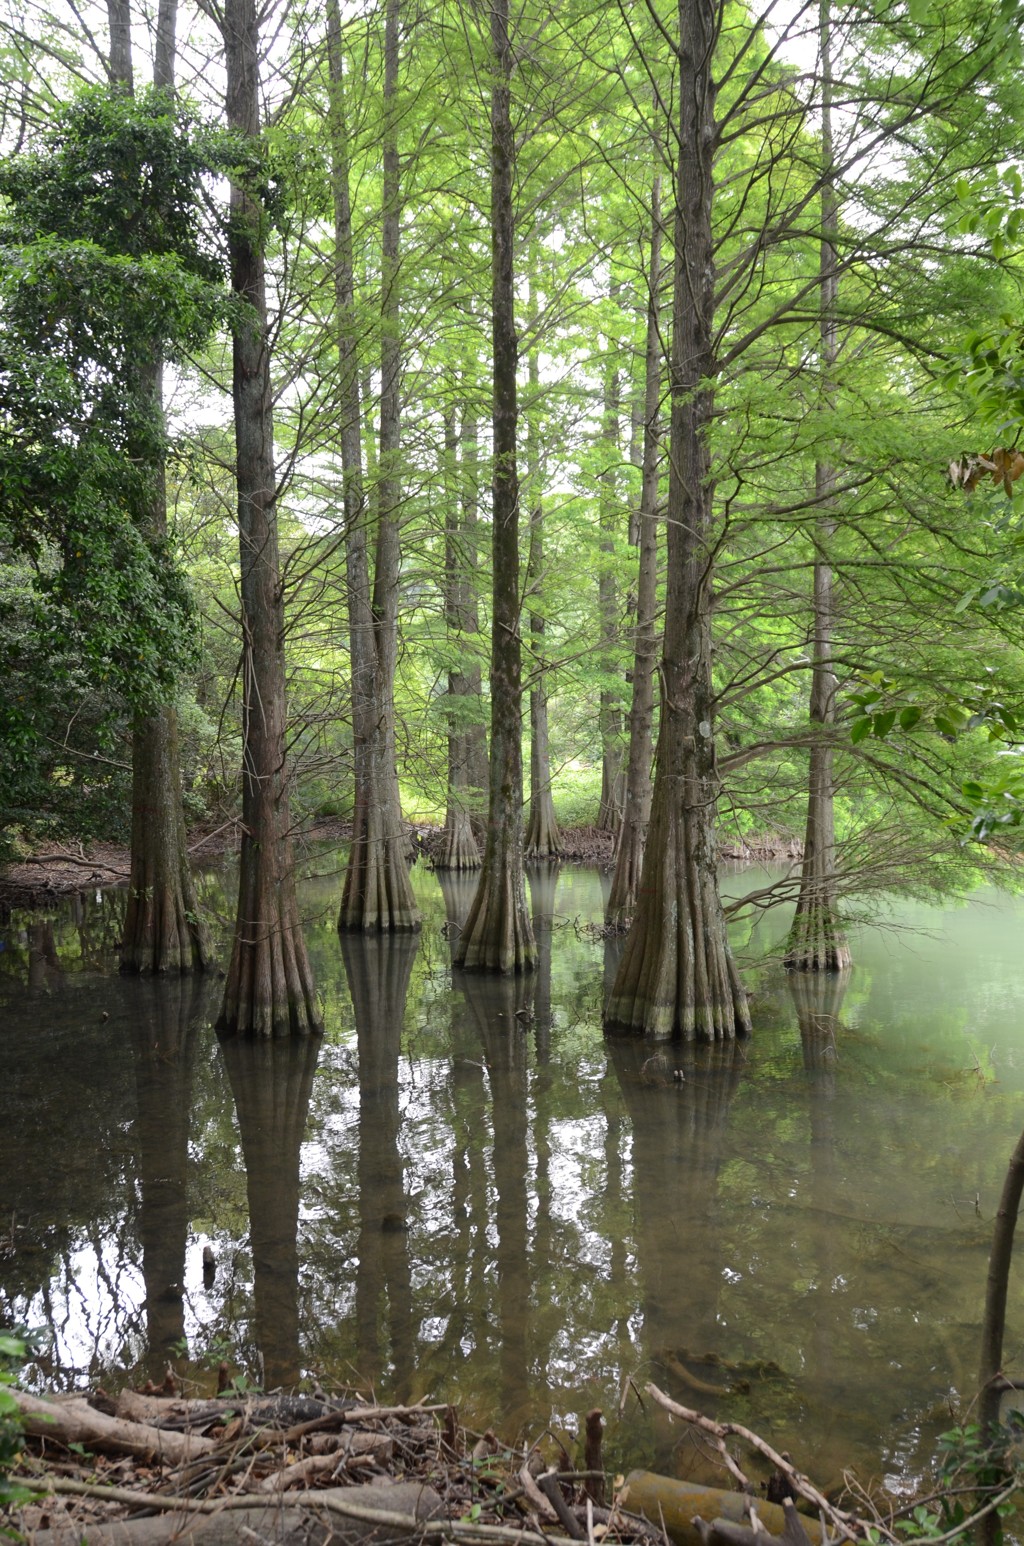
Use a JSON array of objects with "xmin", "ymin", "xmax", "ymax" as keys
[
  {"xmin": 604, "ymin": 0, "xmax": 749, "ymax": 1039},
  {"xmin": 107, "ymin": 9, "xmax": 207, "ymax": 976},
  {"xmin": 607, "ymin": 176, "xmax": 663, "ymax": 925},
  {"xmin": 452, "ymin": 0, "xmax": 536, "ymax": 972},
  {"xmin": 785, "ymin": 0, "xmax": 850, "ymax": 973},
  {"xmin": 153, "ymin": 0, "xmax": 176, "ymax": 88},
  {"xmin": 439, "ymin": 394, "xmax": 482, "ymax": 869},
  {"xmin": 524, "ymin": 347, "xmax": 561, "ymax": 859},
  {"xmin": 337, "ymin": 0, "xmax": 419, "ymax": 931},
  {"xmin": 217, "ymin": 0, "xmax": 321, "ymax": 1035},
  {"xmin": 596, "ymin": 330, "xmax": 624, "ymax": 834},
  {"xmin": 105, "ymin": 0, "xmax": 133, "ymax": 90}
]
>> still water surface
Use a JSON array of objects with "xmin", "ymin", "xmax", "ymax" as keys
[{"xmin": 2, "ymin": 854, "xmax": 1024, "ymax": 1496}]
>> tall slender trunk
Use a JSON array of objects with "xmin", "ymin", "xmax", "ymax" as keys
[
  {"xmin": 607, "ymin": 175, "xmax": 663, "ymax": 925},
  {"xmin": 440, "ymin": 389, "xmax": 482, "ymax": 870},
  {"xmin": 452, "ymin": 0, "xmax": 536, "ymax": 973},
  {"xmin": 217, "ymin": 0, "xmax": 320, "ymax": 1036},
  {"xmin": 596, "ymin": 317, "xmax": 624, "ymax": 834},
  {"xmin": 461, "ymin": 403, "xmax": 490, "ymax": 831},
  {"xmin": 785, "ymin": 0, "xmax": 851, "ymax": 973},
  {"xmin": 524, "ymin": 347, "xmax": 561, "ymax": 858},
  {"xmin": 153, "ymin": 0, "xmax": 175, "ymax": 88},
  {"xmin": 105, "ymin": 0, "xmax": 133, "ymax": 90},
  {"xmin": 605, "ymin": 0, "xmax": 749, "ymax": 1039},
  {"xmin": 107, "ymin": 0, "xmax": 207, "ymax": 976},
  {"xmin": 338, "ymin": 0, "xmax": 419, "ymax": 932}
]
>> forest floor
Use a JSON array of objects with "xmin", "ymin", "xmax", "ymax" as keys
[
  {"xmin": 0, "ymin": 823, "xmax": 802, "ymax": 911},
  {"xmin": 3, "ymin": 1380, "xmax": 875, "ymax": 1546}
]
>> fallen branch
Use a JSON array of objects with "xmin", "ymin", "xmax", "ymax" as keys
[
  {"xmin": 644, "ymin": 1388, "xmax": 862, "ymax": 1544},
  {"xmin": 11, "ymin": 1390, "xmax": 216, "ymax": 1465}
]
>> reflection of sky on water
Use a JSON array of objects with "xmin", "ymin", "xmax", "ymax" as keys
[{"xmin": 3, "ymin": 858, "xmax": 1024, "ymax": 1491}]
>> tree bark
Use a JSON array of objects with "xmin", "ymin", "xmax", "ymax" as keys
[
  {"xmin": 105, "ymin": 5, "xmax": 208, "ymax": 977},
  {"xmin": 439, "ymin": 392, "xmax": 482, "ymax": 870},
  {"xmin": 785, "ymin": 0, "xmax": 850, "ymax": 974},
  {"xmin": 153, "ymin": 0, "xmax": 176, "ymax": 88},
  {"xmin": 105, "ymin": 0, "xmax": 134, "ymax": 91},
  {"xmin": 604, "ymin": 0, "xmax": 749, "ymax": 1039},
  {"xmin": 460, "ymin": 405, "xmax": 490, "ymax": 830},
  {"xmin": 337, "ymin": 0, "xmax": 420, "ymax": 932},
  {"xmin": 524, "ymin": 347, "xmax": 561, "ymax": 859},
  {"xmin": 217, "ymin": 0, "xmax": 321, "ymax": 1036},
  {"xmin": 978, "ymin": 1124, "xmax": 1024, "ymax": 1435},
  {"xmin": 596, "ymin": 317, "xmax": 625, "ymax": 835},
  {"xmin": 123, "ymin": 359, "xmax": 209, "ymax": 975},
  {"xmin": 452, "ymin": 0, "xmax": 536, "ymax": 973},
  {"xmin": 606, "ymin": 176, "xmax": 663, "ymax": 925}
]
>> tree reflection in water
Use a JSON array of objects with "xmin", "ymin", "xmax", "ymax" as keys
[
  {"xmin": 340, "ymin": 933, "xmax": 418, "ymax": 1399},
  {"xmin": 131, "ymin": 975, "xmax": 215, "ymax": 1379},
  {"xmin": 787, "ymin": 967, "xmax": 849, "ymax": 1460},
  {"xmin": 219, "ymin": 1032, "xmax": 320, "ymax": 1389},
  {"xmin": 605, "ymin": 1032, "xmax": 746, "ymax": 1429},
  {"xmin": 456, "ymin": 965, "xmax": 536, "ymax": 1428}
]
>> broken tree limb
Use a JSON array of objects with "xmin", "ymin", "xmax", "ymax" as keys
[
  {"xmin": 10, "ymin": 1389, "xmax": 216, "ymax": 1465},
  {"xmin": 620, "ymin": 1473, "xmax": 827, "ymax": 1546},
  {"xmin": 643, "ymin": 1387, "xmax": 861, "ymax": 1543},
  {"xmin": 693, "ymin": 1497, "xmax": 818, "ymax": 1546},
  {"xmin": 539, "ymin": 1469, "xmax": 585, "ymax": 1540},
  {"xmin": 584, "ymin": 1410, "xmax": 605, "ymax": 1506},
  {"xmin": 26, "ymin": 1477, "xmax": 560, "ymax": 1546},
  {"xmin": 255, "ymin": 1433, "xmax": 394, "ymax": 1492}
]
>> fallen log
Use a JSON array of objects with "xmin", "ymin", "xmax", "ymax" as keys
[
  {"xmin": 115, "ymin": 1390, "xmax": 337, "ymax": 1432},
  {"xmin": 10, "ymin": 1390, "xmax": 216, "ymax": 1465},
  {"xmin": 620, "ymin": 1473, "xmax": 826, "ymax": 1546},
  {"xmin": 26, "ymin": 1479, "xmax": 444, "ymax": 1546}
]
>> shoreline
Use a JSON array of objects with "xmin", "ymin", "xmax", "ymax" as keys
[{"xmin": 0, "ymin": 823, "xmax": 802, "ymax": 912}]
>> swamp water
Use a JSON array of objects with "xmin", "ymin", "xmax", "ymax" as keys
[{"xmin": 2, "ymin": 852, "xmax": 1024, "ymax": 1498}]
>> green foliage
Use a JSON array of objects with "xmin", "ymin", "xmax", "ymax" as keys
[
  {"xmin": 0, "ymin": 87, "xmax": 231, "ymax": 847},
  {"xmin": 0, "ymin": 1330, "xmax": 45, "ymax": 1508}
]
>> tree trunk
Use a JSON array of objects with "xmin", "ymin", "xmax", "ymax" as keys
[
  {"xmin": 439, "ymin": 392, "xmax": 482, "ymax": 870},
  {"xmin": 105, "ymin": 0, "xmax": 133, "ymax": 91},
  {"xmin": 607, "ymin": 175, "xmax": 663, "ymax": 925},
  {"xmin": 123, "ymin": 685, "xmax": 209, "ymax": 973},
  {"xmin": 337, "ymin": 0, "xmax": 419, "ymax": 932},
  {"xmin": 978, "ymin": 1124, "xmax": 1024, "ymax": 1436},
  {"xmin": 461, "ymin": 404, "xmax": 490, "ymax": 834},
  {"xmin": 604, "ymin": 0, "xmax": 749, "ymax": 1039},
  {"xmin": 785, "ymin": 0, "xmax": 849, "ymax": 974},
  {"xmin": 217, "ymin": 0, "xmax": 321, "ymax": 1036},
  {"xmin": 452, "ymin": 0, "xmax": 536, "ymax": 973},
  {"xmin": 153, "ymin": 0, "xmax": 175, "ymax": 88},
  {"xmin": 524, "ymin": 346, "xmax": 561, "ymax": 858},
  {"xmin": 596, "ymin": 322, "xmax": 624, "ymax": 834},
  {"xmin": 105, "ymin": 6, "xmax": 207, "ymax": 977}
]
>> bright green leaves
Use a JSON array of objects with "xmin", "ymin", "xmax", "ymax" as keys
[{"xmin": 848, "ymin": 673, "xmax": 1017, "ymax": 750}]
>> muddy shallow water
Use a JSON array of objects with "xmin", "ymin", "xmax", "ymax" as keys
[{"xmin": 2, "ymin": 854, "xmax": 1024, "ymax": 1497}]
